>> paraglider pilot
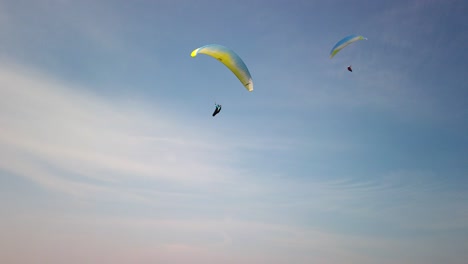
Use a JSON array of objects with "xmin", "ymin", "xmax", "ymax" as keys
[
  {"xmin": 347, "ymin": 65, "xmax": 353, "ymax": 72},
  {"xmin": 212, "ymin": 103, "xmax": 222, "ymax": 117}
]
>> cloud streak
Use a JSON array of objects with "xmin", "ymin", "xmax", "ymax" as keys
[{"xmin": 0, "ymin": 63, "xmax": 251, "ymax": 201}]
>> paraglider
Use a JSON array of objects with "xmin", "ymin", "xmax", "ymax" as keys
[
  {"xmin": 191, "ymin": 44, "xmax": 253, "ymax": 92},
  {"xmin": 329, "ymin": 34, "xmax": 367, "ymax": 59},
  {"xmin": 347, "ymin": 65, "xmax": 353, "ymax": 72},
  {"xmin": 212, "ymin": 103, "xmax": 222, "ymax": 117}
]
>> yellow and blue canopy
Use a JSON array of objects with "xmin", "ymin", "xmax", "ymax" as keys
[
  {"xmin": 330, "ymin": 35, "xmax": 367, "ymax": 59},
  {"xmin": 191, "ymin": 44, "xmax": 253, "ymax": 92}
]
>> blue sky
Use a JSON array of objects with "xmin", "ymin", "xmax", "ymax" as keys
[{"xmin": 0, "ymin": 0, "xmax": 467, "ymax": 263}]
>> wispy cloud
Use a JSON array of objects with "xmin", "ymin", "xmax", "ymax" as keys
[
  {"xmin": 0, "ymin": 63, "xmax": 252, "ymax": 201},
  {"xmin": 2, "ymin": 63, "xmax": 465, "ymax": 264}
]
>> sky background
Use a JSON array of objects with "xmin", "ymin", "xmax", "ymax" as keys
[{"xmin": 0, "ymin": 0, "xmax": 467, "ymax": 263}]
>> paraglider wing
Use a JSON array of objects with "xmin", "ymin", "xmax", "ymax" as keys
[
  {"xmin": 330, "ymin": 35, "xmax": 367, "ymax": 59},
  {"xmin": 191, "ymin": 44, "xmax": 253, "ymax": 92}
]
